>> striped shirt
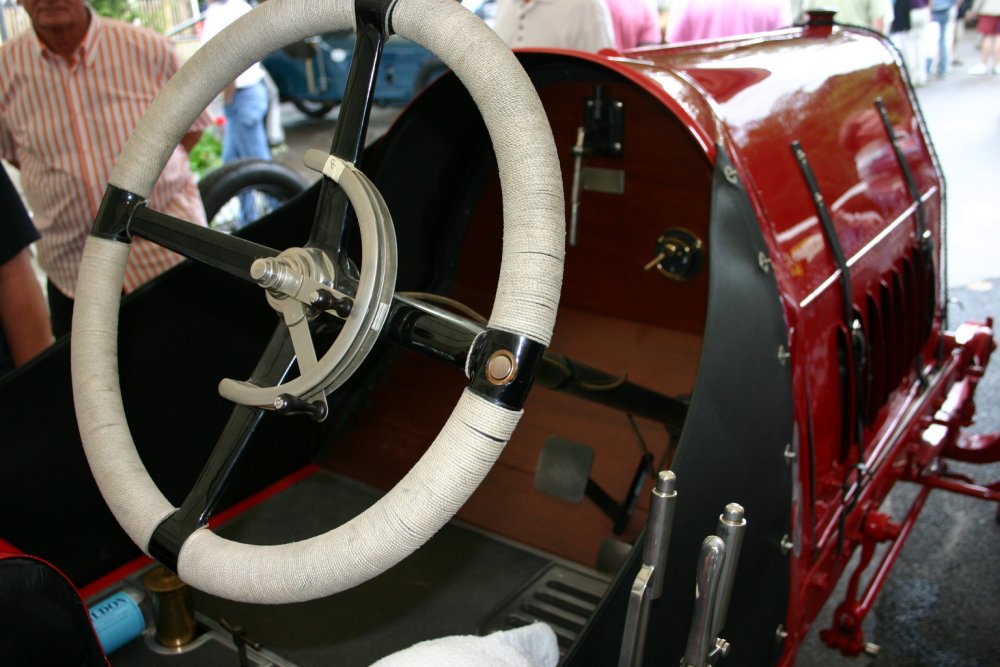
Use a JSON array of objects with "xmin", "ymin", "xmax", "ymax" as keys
[{"xmin": 0, "ymin": 12, "xmax": 210, "ymax": 297}]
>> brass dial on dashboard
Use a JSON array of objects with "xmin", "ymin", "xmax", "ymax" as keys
[{"xmin": 644, "ymin": 229, "xmax": 704, "ymax": 281}]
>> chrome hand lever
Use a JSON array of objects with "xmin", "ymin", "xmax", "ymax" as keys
[
  {"xmin": 682, "ymin": 536, "xmax": 727, "ymax": 667},
  {"xmin": 617, "ymin": 470, "xmax": 677, "ymax": 667},
  {"xmin": 711, "ymin": 504, "xmax": 746, "ymax": 640},
  {"xmin": 646, "ymin": 471, "xmax": 678, "ymax": 598}
]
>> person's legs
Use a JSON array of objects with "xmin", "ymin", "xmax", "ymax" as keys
[
  {"xmin": 970, "ymin": 15, "xmax": 998, "ymax": 73},
  {"xmin": 221, "ymin": 102, "xmax": 238, "ymax": 164},
  {"xmin": 936, "ymin": 21, "xmax": 949, "ymax": 77},
  {"xmin": 222, "ymin": 82, "xmax": 271, "ymax": 227},
  {"xmin": 991, "ymin": 19, "xmax": 1000, "ymax": 70},
  {"xmin": 910, "ymin": 8, "xmax": 931, "ymax": 85},
  {"xmin": 932, "ymin": 11, "xmax": 951, "ymax": 77},
  {"xmin": 953, "ymin": 6, "xmax": 965, "ymax": 64},
  {"xmin": 261, "ymin": 71, "xmax": 286, "ymax": 149},
  {"xmin": 940, "ymin": 7, "xmax": 957, "ymax": 75},
  {"xmin": 980, "ymin": 35, "xmax": 997, "ymax": 74},
  {"xmin": 223, "ymin": 82, "xmax": 271, "ymax": 162},
  {"xmin": 891, "ymin": 30, "xmax": 917, "ymax": 83},
  {"xmin": 925, "ymin": 18, "xmax": 941, "ymax": 76}
]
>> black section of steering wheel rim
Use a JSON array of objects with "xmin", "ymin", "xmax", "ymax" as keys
[
  {"xmin": 92, "ymin": 184, "xmax": 145, "ymax": 243},
  {"xmin": 356, "ymin": 0, "xmax": 396, "ymax": 36},
  {"xmin": 468, "ymin": 329, "xmax": 547, "ymax": 411}
]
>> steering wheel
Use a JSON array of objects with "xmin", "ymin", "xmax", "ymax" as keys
[{"xmin": 71, "ymin": 0, "xmax": 564, "ymax": 604}]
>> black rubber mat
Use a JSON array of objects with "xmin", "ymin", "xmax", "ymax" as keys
[{"xmin": 189, "ymin": 470, "xmax": 553, "ymax": 666}]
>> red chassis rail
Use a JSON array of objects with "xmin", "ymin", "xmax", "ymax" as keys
[{"xmin": 807, "ymin": 319, "xmax": 999, "ymax": 658}]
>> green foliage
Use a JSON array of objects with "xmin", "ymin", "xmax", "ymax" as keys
[
  {"xmin": 188, "ymin": 129, "xmax": 223, "ymax": 181},
  {"xmin": 89, "ymin": 0, "xmax": 140, "ymax": 23}
]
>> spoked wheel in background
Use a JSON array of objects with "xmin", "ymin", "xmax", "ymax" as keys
[{"xmin": 199, "ymin": 159, "xmax": 308, "ymax": 233}]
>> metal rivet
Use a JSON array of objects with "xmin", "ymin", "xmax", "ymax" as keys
[
  {"xmin": 777, "ymin": 345, "xmax": 791, "ymax": 365},
  {"xmin": 723, "ymin": 165, "xmax": 739, "ymax": 184},
  {"xmin": 758, "ymin": 251, "xmax": 772, "ymax": 273},
  {"xmin": 780, "ymin": 535, "xmax": 794, "ymax": 554},
  {"xmin": 776, "ymin": 625, "xmax": 788, "ymax": 640},
  {"xmin": 487, "ymin": 350, "xmax": 518, "ymax": 386},
  {"xmin": 784, "ymin": 444, "xmax": 796, "ymax": 464}
]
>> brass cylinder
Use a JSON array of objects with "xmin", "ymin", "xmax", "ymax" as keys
[{"xmin": 143, "ymin": 566, "xmax": 196, "ymax": 647}]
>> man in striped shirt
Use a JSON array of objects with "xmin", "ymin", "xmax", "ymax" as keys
[{"xmin": 0, "ymin": 0, "xmax": 211, "ymax": 336}]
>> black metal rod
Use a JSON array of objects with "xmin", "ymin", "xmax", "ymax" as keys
[
  {"xmin": 382, "ymin": 296, "xmax": 482, "ymax": 366},
  {"xmin": 536, "ymin": 356, "xmax": 688, "ymax": 431},
  {"xmin": 791, "ymin": 141, "xmax": 855, "ymax": 326},
  {"xmin": 379, "ymin": 297, "xmax": 688, "ymax": 429},
  {"xmin": 130, "ymin": 205, "xmax": 279, "ymax": 282},
  {"xmin": 874, "ymin": 97, "xmax": 927, "ymax": 240},
  {"xmin": 585, "ymin": 479, "xmax": 624, "ymax": 528},
  {"xmin": 148, "ymin": 323, "xmax": 296, "ymax": 570},
  {"xmin": 614, "ymin": 453, "xmax": 653, "ymax": 534},
  {"xmin": 308, "ymin": 20, "xmax": 385, "ymax": 254}
]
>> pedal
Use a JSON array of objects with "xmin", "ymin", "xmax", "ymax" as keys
[{"xmin": 535, "ymin": 437, "xmax": 595, "ymax": 502}]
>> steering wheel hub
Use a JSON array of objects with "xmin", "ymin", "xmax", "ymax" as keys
[{"xmin": 220, "ymin": 153, "xmax": 397, "ymax": 409}]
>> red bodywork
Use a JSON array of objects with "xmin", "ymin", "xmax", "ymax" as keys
[{"xmin": 562, "ymin": 22, "xmax": 1000, "ymax": 660}]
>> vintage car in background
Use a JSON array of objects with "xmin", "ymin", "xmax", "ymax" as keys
[
  {"xmin": 262, "ymin": 31, "xmax": 446, "ymax": 117},
  {"xmin": 1, "ymin": 3, "xmax": 997, "ymax": 667}
]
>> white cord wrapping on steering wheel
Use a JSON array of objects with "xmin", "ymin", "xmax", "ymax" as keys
[{"xmin": 73, "ymin": 0, "xmax": 564, "ymax": 603}]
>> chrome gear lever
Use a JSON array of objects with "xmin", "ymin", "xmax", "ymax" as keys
[
  {"xmin": 682, "ymin": 503, "xmax": 747, "ymax": 667},
  {"xmin": 618, "ymin": 470, "xmax": 677, "ymax": 667}
]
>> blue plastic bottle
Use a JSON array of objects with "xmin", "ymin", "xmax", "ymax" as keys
[{"xmin": 88, "ymin": 588, "xmax": 148, "ymax": 654}]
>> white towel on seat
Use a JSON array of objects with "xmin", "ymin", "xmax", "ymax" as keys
[{"xmin": 369, "ymin": 623, "xmax": 560, "ymax": 667}]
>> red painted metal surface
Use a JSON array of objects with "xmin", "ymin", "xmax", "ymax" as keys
[{"xmin": 552, "ymin": 22, "xmax": 998, "ymax": 661}]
